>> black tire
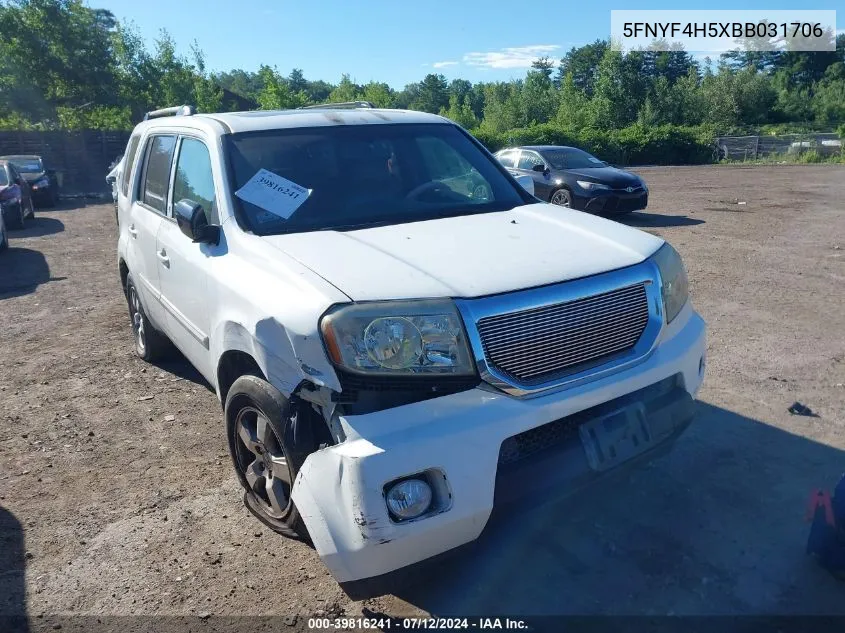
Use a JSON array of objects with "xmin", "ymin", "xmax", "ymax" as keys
[
  {"xmin": 6, "ymin": 203, "xmax": 25, "ymax": 230},
  {"xmin": 225, "ymin": 375, "xmax": 311, "ymax": 541},
  {"xmin": 26, "ymin": 197, "xmax": 35, "ymax": 220},
  {"xmin": 550, "ymin": 188, "xmax": 572, "ymax": 208},
  {"xmin": 0, "ymin": 226, "xmax": 7, "ymax": 252},
  {"xmin": 125, "ymin": 274, "xmax": 171, "ymax": 362}
]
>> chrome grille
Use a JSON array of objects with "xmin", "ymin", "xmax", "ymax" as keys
[{"xmin": 476, "ymin": 283, "xmax": 650, "ymax": 383}]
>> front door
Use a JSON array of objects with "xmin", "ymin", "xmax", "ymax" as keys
[
  {"xmin": 155, "ymin": 136, "xmax": 221, "ymax": 380},
  {"xmin": 515, "ymin": 150, "xmax": 553, "ymax": 200}
]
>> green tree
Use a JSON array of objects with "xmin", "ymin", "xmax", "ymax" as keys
[
  {"xmin": 555, "ymin": 73, "xmax": 590, "ymax": 128},
  {"xmin": 556, "ymin": 40, "xmax": 608, "ymax": 94},
  {"xmin": 360, "ymin": 81, "xmax": 395, "ymax": 107},
  {"xmin": 328, "ymin": 74, "xmax": 360, "ymax": 102},
  {"xmin": 812, "ymin": 62, "xmax": 845, "ymax": 125},
  {"xmin": 257, "ymin": 65, "xmax": 306, "ymax": 110},
  {"xmin": 439, "ymin": 94, "xmax": 479, "ymax": 129},
  {"xmin": 412, "ymin": 74, "xmax": 449, "ymax": 113}
]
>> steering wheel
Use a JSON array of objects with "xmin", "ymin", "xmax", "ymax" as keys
[{"xmin": 405, "ymin": 180, "xmax": 445, "ymax": 200}]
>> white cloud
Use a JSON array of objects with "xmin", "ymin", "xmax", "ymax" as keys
[
  {"xmin": 432, "ymin": 61, "xmax": 459, "ymax": 68},
  {"xmin": 463, "ymin": 45, "xmax": 561, "ymax": 69}
]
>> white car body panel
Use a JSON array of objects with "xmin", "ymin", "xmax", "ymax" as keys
[
  {"xmin": 115, "ymin": 107, "xmax": 707, "ymax": 589},
  {"xmin": 263, "ymin": 204, "xmax": 662, "ymax": 300}
]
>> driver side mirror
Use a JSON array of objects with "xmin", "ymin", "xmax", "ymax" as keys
[
  {"xmin": 175, "ymin": 199, "xmax": 220, "ymax": 245},
  {"xmin": 531, "ymin": 163, "xmax": 548, "ymax": 173}
]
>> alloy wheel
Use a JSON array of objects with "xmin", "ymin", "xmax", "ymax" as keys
[
  {"xmin": 551, "ymin": 190, "xmax": 571, "ymax": 207},
  {"xmin": 235, "ymin": 407, "xmax": 292, "ymax": 519},
  {"xmin": 128, "ymin": 285, "xmax": 146, "ymax": 356}
]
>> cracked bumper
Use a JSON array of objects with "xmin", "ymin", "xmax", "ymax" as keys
[{"xmin": 291, "ymin": 303, "xmax": 706, "ymax": 585}]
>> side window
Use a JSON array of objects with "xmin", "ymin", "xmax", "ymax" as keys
[
  {"xmin": 497, "ymin": 151, "xmax": 516, "ymax": 168},
  {"xmin": 141, "ymin": 135, "xmax": 177, "ymax": 214},
  {"xmin": 172, "ymin": 138, "xmax": 218, "ymax": 224},
  {"xmin": 8, "ymin": 165, "xmax": 19, "ymax": 182},
  {"xmin": 121, "ymin": 135, "xmax": 140, "ymax": 197},
  {"xmin": 518, "ymin": 151, "xmax": 545, "ymax": 171}
]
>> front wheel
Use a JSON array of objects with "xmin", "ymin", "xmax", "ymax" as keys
[
  {"xmin": 26, "ymin": 198, "xmax": 35, "ymax": 220},
  {"xmin": 550, "ymin": 188, "xmax": 572, "ymax": 208},
  {"xmin": 226, "ymin": 375, "xmax": 310, "ymax": 540}
]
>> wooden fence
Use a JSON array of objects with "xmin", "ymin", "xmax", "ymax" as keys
[{"xmin": 0, "ymin": 130, "xmax": 130, "ymax": 195}]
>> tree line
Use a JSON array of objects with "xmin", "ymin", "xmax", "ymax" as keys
[{"xmin": 1, "ymin": 0, "xmax": 844, "ymax": 163}]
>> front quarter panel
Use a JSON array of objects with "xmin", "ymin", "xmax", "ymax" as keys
[{"xmin": 208, "ymin": 225, "xmax": 350, "ymax": 398}]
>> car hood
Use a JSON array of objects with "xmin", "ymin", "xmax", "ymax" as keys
[
  {"xmin": 560, "ymin": 166, "xmax": 642, "ymax": 188},
  {"xmin": 259, "ymin": 203, "xmax": 663, "ymax": 301}
]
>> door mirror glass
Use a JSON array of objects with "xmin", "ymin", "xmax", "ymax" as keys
[
  {"xmin": 531, "ymin": 163, "xmax": 547, "ymax": 173},
  {"xmin": 175, "ymin": 198, "xmax": 219, "ymax": 245}
]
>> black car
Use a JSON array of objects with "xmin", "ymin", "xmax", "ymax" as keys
[
  {"xmin": 494, "ymin": 145, "xmax": 648, "ymax": 214},
  {"xmin": 0, "ymin": 160, "xmax": 35, "ymax": 229},
  {"xmin": 0, "ymin": 154, "xmax": 58, "ymax": 207}
]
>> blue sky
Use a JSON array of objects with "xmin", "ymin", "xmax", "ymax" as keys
[{"xmin": 99, "ymin": 0, "xmax": 843, "ymax": 88}]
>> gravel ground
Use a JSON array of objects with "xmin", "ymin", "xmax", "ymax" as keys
[{"xmin": 1, "ymin": 165, "xmax": 844, "ymax": 627}]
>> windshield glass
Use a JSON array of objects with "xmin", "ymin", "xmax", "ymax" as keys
[
  {"xmin": 225, "ymin": 123, "xmax": 527, "ymax": 235},
  {"xmin": 9, "ymin": 158, "xmax": 43, "ymax": 173},
  {"xmin": 0, "ymin": 167, "xmax": 8, "ymax": 186},
  {"xmin": 542, "ymin": 148, "xmax": 607, "ymax": 170}
]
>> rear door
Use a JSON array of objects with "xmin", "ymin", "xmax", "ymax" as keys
[
  {"xmin": 127, "ymin": 134, "xmax": 177, "ymax": 330},
  {"xmin": 155, "ymin": 135, "xmax": 220, "ymax": 379}
]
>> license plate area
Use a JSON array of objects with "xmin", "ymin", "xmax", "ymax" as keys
[{"xmin": 579, "ymin": 403, "xmax": 653, "ymax": 471}]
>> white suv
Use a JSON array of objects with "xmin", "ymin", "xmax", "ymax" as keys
[{"xmin": 116, "ymin": 104, "xmax": 706, "ymax": 596}]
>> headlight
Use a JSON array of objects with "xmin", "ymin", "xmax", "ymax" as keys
[
  {"xmin": 652, "ymin": 243, "xmax": 689, "ymax": 323},
  {"xmin": 320, "ymin": 300, "xmax": 475, "ymax": 375},
  {"xmin": 576, "ymin": 180, "xmax": 610, "ymax": 191}
]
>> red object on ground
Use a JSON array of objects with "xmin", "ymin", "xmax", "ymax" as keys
[{"xmin": 806, "ymin": 489, "xmax": 836, "ymax": 526}]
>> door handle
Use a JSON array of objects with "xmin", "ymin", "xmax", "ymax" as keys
[
  {"xmin": 127, "ymin": 225, "xmax": 138, "ymax": 238},
  {"xmin": 156, "ymin": 249, "xmax": 170, "ymax": 267}
]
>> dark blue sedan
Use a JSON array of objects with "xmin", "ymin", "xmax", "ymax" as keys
[{"xmin": 494, "ymin": 145, "xmax": 648, "ymax": 214}]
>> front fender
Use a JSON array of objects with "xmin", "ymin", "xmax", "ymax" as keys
[{"xmin": 208, "ymin": 230, "xmax": 348, "ymax": 399}]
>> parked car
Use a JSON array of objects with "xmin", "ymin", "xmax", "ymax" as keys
[
  {"xmin": 0, "ymin": 159, "xmax": 35, "ymax": 229},
  {"xmin": 495, "ymin": 145, "xmax": 649, "ymax": 214},
  {"xmin": 0, "ymin": 154, "xmax": 58, "ymax": 207},
  {"xmin": 106, "ymin": 154, "xmax": 123, "ymax": 223},
  {"xmin": 116, "ymin": 104, "xmax": 705, "ymax": 597},
  {"xmin": 0, "ymin": 198, "xmax": 7, "ymax": 252}
]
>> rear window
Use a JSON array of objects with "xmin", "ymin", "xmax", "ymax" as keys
[
  {"xmin": 140, "ymin": 135, "xmax": 177, "ymax": 213},
  {"xmin": 121, "ymin": 135, "xmax": 140, "ymax": 197}
]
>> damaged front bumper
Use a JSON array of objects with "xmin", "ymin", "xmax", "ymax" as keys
[{"xmin": 291, "ymin": 304, "xmax": 706, "ymax": 589}]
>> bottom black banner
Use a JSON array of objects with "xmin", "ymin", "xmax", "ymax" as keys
[{"xmin": 3, "ymin": 616, "xmax": 845, "ymax": 633}]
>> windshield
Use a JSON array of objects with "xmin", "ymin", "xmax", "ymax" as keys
[
  {"xmin": 225, "ymin": 123, "xmax": 528, "ymax": 235},
  {"xmin": 9, "ymin": 158, "xmax": 43, "ymax": 173},
  {"xmin": 0, "ymin": 167, "xmax": 8, "ymax": 186},
  {"xmin": 542, "ymin": 148, "xmax": 607, "ymax": 170}
]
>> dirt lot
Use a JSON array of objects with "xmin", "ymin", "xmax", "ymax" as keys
[{"xmin": 1, "ymin": 165, "xmax": 844, "ymax": 627}]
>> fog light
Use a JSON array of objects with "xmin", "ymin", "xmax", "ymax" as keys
[{"xmin": 385, "ymin": 478, "xmax": 432, "ymax": 521}]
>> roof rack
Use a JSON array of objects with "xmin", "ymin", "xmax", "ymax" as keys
[
  {"xmin": 144, "ymin": 105, "xmax": 196, "ymax": 120},
  {"xmin": 297, "ymin": 101, "xmax": 375, "ymax": 110}
]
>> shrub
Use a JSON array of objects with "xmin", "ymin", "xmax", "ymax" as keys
[{"xmin": 470, "ymin": 123, "xmax": 714, "ymax": 165}]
